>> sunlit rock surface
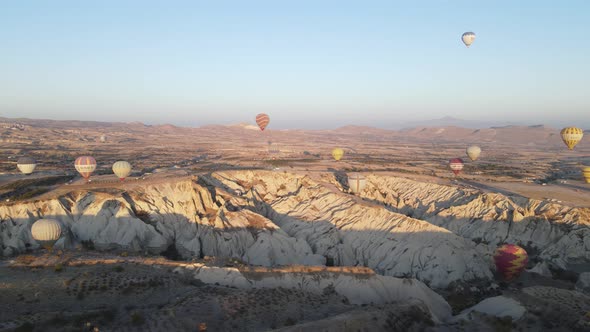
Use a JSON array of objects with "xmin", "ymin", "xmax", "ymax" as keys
[
  {"xmin": 2, "ymin": 171, "xmax": 587, "ymax": 289},
  {"xmin": 361, "ymin": 175, "xmax": 590, "ymax": 272},
  {"xmin": 455, "ymin": 296, "xmax": 526, "ymax": 321},
  {"xmin": 174, "ymin": 263, "xmax": 452, "ymax": 322}
]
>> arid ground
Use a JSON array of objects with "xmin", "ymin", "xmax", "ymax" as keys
[{"xmin": 1, "ymin": 117, "xmax": 589, "ymax": 331}]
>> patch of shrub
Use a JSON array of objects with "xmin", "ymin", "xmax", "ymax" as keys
[
  {"xmin": 131, "ymin": 312, "xmax": 145, "ymax": 325},
  {"xmin": 161, "ymin": 244, "xmax": 182, "ymax": 261},
  {"xmin": 135, "ymin": 210, "xmax": 152, "ymax": 224},
  {"xmin": 15, "ymin": 322, "xmax": 34, "ymax": 332},
  {"xmin": 49, "ymin": 314, "xmax": 68, "ymax": 326},
  {"xmin": 81, "ymin": 240, "xmax": 95, "ymax": 250}
]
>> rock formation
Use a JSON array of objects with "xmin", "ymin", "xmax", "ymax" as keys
[{"xmin": 2, "ymin": 171, "xmax": 587, "ymax": 290}]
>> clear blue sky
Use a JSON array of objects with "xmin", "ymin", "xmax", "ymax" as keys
[{"xmin": 1, "ymin": 0, "xmax": 589, "ymax": 129}]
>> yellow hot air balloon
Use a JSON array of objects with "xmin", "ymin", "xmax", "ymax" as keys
[
  {"xmin": 332, "ymin": 148, "xmax": 344, "ymax": 161},
  {"xmin": 112, "ymin": 161, "xmax": 132, "ymax": 181},
  {"xmin": 466, "ymin": 145, "xmax": 481, "ymax": 161},
  {"xmin": 31, "ymin": 218, "xmax": 62, "ymax": 250},
  {"xmin": 560, "ymin": 127, "xmax": 584, "ymax": 150},
  {"xmin": 462, "ymin": 32, "xmax": 476, "ymax": 47},
  {"xmin": 583, "ymin": 167, "xmax": 590, "ymax": 184}
]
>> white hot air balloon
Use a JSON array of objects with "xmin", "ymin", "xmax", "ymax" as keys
[
  {"xmin": 348, "ymin": 173, "xmax": 366, "ymax": 194},
  {"xmin": 462, "ymin": 32, "xmax": 476, "ymax": 47},
  {"xmin": 466, "ymin": 145, "xmax": 482, "ymax": 161},
  {"xmin": 17, "ymin": 156, "xmax": 37, "ymax": 175},
  {"xmin": 31, "ymin": 219, "xmax": 62, "ymax": 249},
  {"xmin": 112, "ymin": 161, "xmax": 132, "ymax": 181}
]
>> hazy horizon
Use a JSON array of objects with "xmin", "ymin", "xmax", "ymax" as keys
[{"xmin": 1, "ymin": 1, "xmax": 589, "ymax": 129}]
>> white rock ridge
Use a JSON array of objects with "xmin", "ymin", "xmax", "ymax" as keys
[
  {"xmin": 1, "ymin": 171, "xmax": 497, "ymax": 288},
  {"xmin": 360, "ymin": 175, "xmax": 590, "ymax": 272},
  {"xmin": 454, "ymin": 296, "xmax": 526, "ymax": 321},
  {"xmin": 208, "ymin": 171, "xmax": 492, "ymax": 288},
  {"xmin": 174, "ymin": 263, "xmax": 453, "ymax": 322}
]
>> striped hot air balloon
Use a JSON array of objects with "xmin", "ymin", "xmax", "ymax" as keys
[
  {"xmin": 348, "ymin": 173, "xmax": 366, "ymax": 194},
  {"xmin": 17, "ymin": 156, "xmax": 37, "ymax": 175},
  {"xmin": 112, "ymin": 161, "xmax": 132, "ymax": 181},
  {"xmin": 332, "ymin": 148, "xmax": 344, "ymax": 161},
  {"xmin": 494, "ymin": 244, "xmax": 528, "ymax": 281},
  {"xmin": 582, "ymin": 167, "xmax": 590, "ymax": 184},
  {"xmin": 31, "ymin": 218, "xmax": 62, "ymax": 250},
  {"xmin": 255, "ymin": 113, "xmax": 270, "ymax": 131},
  {"xmin": 462, "ymin": 32, "xmax": 476, "ymax": 47},
  {"xmin": 560, "ymin": 127, "xmax": 584, "ymax": 150},
  {"xmin": 74, "ymin": 156, "xmax": 97, "ymax": 181},
  {"xmin": 449, "ymin": 158, "xmax": 464, "ymax": 175}
]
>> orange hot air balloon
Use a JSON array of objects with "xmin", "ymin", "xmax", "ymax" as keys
[
  {"xmin": 449, "ymin": 158, "xmax": 464, "ymax": 175},
  {"xmin": 75, "ymin": 156, "xmax": 97, "ymax": 182},
  {"xmin": 493, "ymin": 244, "xmax": 528, "ymax": 281},
  {"xmin": 256, "ymin": 113, "xmax": 270, "ymax": 131}
]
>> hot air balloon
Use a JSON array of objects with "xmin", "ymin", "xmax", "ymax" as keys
[
  {"xmin": 17, "ymin": 156, "xmax": 37, "ymax": 175},
  {"xmin": 462, "ymin": 32, "xmax": 476, "ymax": 47},
  {"xmin": 31, "ymin": 218, "xmax": 62, "ymax": 250},
  {"xmin": 560, "ymin": 127, "xmax": 584, "ymax": 150},
  {"xmin": 332, "ymin": 148, "xmax": 344, "ymax": 161},
  {"xmin": 449, "ymin": 158, "xmax": 464, "ymax": 175},
  {"xmin": 582, "ymin": 167, "xmax": 590, "ymax": 184},
  {"xmin": 493, "ymin": 244, "xmax": 528, "ymax": 281},
  {"xmin": 256, "ymin": 113, "xmax": 270, "ymax": 131},
  {"xmin": 100, "ymin": 134, "xmax": 107, "ymax": 143},
  {"xmin": 112, "ymin": 161, "xmax": 132, "ymax": 181},
  {"xmin": 466, "ymin": 145, "xmax": 481, "ymax": 161},
  {"xmin": 348, "ymin": 173, "xmax": 366, "ymax": 194},
  {"xmin": 75, "ymin": 156, "xmax": 97, "ymax": 182}
]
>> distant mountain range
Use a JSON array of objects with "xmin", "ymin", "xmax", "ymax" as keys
[
  {"xmin": 396, "ymin": 116, "xmax": 525, "ymax": 130},
  {"xmin": 0, "ymin": 116, "xmax": 588, "ymax": 149}
]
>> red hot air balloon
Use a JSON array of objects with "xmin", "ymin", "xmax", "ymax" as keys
[
  {"xmin": 449, "ymin": 158, "xmax": 464, "ymax": 175},
  {"xmin": 493, "ymin": 244, "xmax": 528, "ymax": 281},
  {"xmin": 75, "ymin": 156, "xmax": 97, "ymax": 182},
  {"xmin": 255, "ymin": 113, "xmax": 270, "ymax": 131}
]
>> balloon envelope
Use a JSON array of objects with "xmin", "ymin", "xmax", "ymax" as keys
[
  {"xmin": 332, "ymin": 148, "xmax": 344, "ymax": 161},
  {"xmin": 466, "ymin": 145, "xmax": 481, "ymax": 161},
  {"xmin": 31, "ymin": 218, "xmax": 62, "ymax": 249},
  {"xmin": 560, "ymin": 127, "xmax": 584, "ymax": 150},
  {"xmin": 583, "ymin": 167, "xmax": 590, "ymax": 184},
  {"xmin": 112, "ymin": 161, "xmax": 132, "ymax": 180},
  {"xmin": 75, "ymin": 156, "xmax": 97, "ymax": 180},
  {"xmin": 449, "ymin": 158, "xmax": 464, "ymax": 175},
  {"xmin": 348, "ymin": 173, "xmax": 366, "ymax": 194},
  {"xmin": 255, "ymin": 113, "xmax": 270, "ymax": 131},
  {"xmin": 493, "ymin": 244, "xmax": 528, "ymax": 281},
  {"xmin": 17, "ymin": 156, "xmax": 37, "ymax": 175},
  {"xmin": 462, "ymin": 32, "xmax": 476, "ymax": 47}
]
